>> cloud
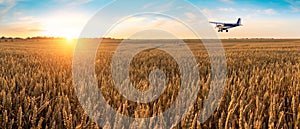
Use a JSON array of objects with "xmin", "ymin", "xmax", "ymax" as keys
[
  {"xmin": 67, "ymin": 0, "xmax": 93, "ymax": 7},
  {"xmin": 0, "ymin": 21, "xmax": 45, "ymax": 37},
  {"xmin": 0, "ymin": 0, "xmax": 16, "ymax": 15},
  {"xmin": 220, "ymin": 0, "xmax": 234, "ymax": 4},
  {"xmin": 290, "ymin": 6, "xmax": 300, "ymax": 12},
  {"xmin": 200, "ymin": 8, "xmax": 213, "ymax": 19},
  {"xmin": 28, "ymin": 28, "xmax": 46, "ymax": 32},
  {"xmin": 38, "ymin": 10, "xmax": 90, "ymax": 38},
  {"xmin": 0, "ymin": 9, "xmax": 91, "ymax": 38},
  {"xmin": 286, "ymin": 0, "xmax": 300, "ymax": 12},
  {"xmin": 218, "ymin": 8, "xmax": 236, "ymax": 12},
  {"xmin": 262, "ymin": 9, "xmax": 278, "ymax": 15},
  {"xmin": 185, "ymin": 12, "xmax": 196, "ymax": 20},
  {"xmin": 55, "ymin": 0, "xmax": 93, "ymax": 7},
  {"xmin": 256, "ymin": 8, "xmax": 278, "ymax": 15},
  {"xmin": 286, "ymin": 0, "xmax": 300, "ymax": 5},
  {"xmin": 106, "ymin": 15, "xmax": 197, "ymax": 39},
  {"xmin": 142, "ymin": 2, "xmax": 159, "ymax": 9}
]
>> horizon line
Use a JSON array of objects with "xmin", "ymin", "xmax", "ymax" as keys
[{"xmin": 1, "ymin": 36, "xmax": 300, "ymax": 40}]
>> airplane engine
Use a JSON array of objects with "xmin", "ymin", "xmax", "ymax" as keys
[{"xmin": 216, "ymin": 24, "xmax": 224, "ymax": 28}]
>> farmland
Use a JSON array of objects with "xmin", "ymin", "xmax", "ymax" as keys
[{"xmin": 0, "ymin": 39, "xmax": 299, "ymax": 128}]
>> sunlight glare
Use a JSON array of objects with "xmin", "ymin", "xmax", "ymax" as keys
[{"xmin": 66, "ymin": 37, "xmax": 73, "ymax": 42}]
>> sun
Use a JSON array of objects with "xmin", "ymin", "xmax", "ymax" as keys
[
  {"xmin": 65, "ymin": 36, "xmax": 73, "ymax": 42},
  {"xmin": 64, "ymin": 36, "xmax": 77, "ymax": 44}
]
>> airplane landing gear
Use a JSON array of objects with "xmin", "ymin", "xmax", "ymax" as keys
[{"xmin": 218, "ymin": 29, "xmax": 228, "ymax": 32}]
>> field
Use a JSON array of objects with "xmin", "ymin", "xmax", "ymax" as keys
[{"xmin": 0, "ymin": 39, "xmax": 299, "ymax": 129}]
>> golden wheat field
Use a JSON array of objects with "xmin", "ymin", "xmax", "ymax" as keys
[{"xmin": 0, "ymin": 38, "xmax": 299, "ymax": 129}]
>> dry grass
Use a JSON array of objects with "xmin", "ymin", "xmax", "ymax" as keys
[{"xmin": 0, "ymin": 39, "xmax": 299, "ymax": 128}]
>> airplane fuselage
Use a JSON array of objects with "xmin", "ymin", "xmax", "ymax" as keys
[
  {"xmin": 223, "ymin": 23, "xmax": 239, "ymax": 27},
  {"xmin": 210, "ymin": 18, "xmax": 242, "ymax": 32}
]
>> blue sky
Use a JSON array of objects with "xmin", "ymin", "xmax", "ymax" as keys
[{"xmin": 0, "ymin": 0, "xmax": 300, "ymax": 38}]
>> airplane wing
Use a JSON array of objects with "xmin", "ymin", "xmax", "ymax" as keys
[
  {"xmin": 209, "ymin": 22, "xmax": 225, "ymax": 25},
  {"xmin": 224, "ymin": 26, "xmax": 234, "ymax": 29}
]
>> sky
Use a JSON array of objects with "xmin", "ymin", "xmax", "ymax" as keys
[{"xmin": 0, "ymin": 0, "xmax": 300, "ymax": 39}]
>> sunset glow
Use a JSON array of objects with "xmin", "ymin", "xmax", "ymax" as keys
[{"xmin": 0, "ymin": 0, "xmax": 300, "ymax": 39}]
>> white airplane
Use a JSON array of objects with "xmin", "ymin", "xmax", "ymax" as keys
[{"xmin": 210, "ymin": 18, "xmax": 242, "ymax": 32}]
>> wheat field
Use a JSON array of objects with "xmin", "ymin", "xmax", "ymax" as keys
[{"xmin": 0, "ymin": 39, "xmax": 299, "ymax": 129}]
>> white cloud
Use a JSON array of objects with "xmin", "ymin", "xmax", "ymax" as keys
[
  {"xmin": 256, "ymin": 9, "xmax": 278, "ymax": 15},
  {"xmin": 200, "ymin": 8, "xmax": 213, "ymax": 19},
  {"xmin": 0, "ymin": 0, "xmax": 16, "ymax": 15},
  {"xmin": 55, "ymin": 0, "xmax": 93, "ymax": 7},
  {"xmin": 142, "ymin": 2, "xmax": 159, "ymax": 9},
  {"xmin": 106, "ymin": 15, "xmax": 197, "ymax": 39},
  {"xmin": 156, "ymin": 1, "xmax": 174, "ymax": 13},
  {"xmin": 218, "ymin": 8, "xmax": 236, "ymax": 12},
  {"xmin": 185, "ymin": 12, "xmax": 196, "ymax": 20},
  {"xmin": 220, "ymin": 0, "xmax": 234, "ymax": 4},
  {"xmin": 67, "ymin": 0, "xmax": 93, "ymax": 7},
  {"xmin": 285, "ymin": 0, "xmax": 300, "ymax": 12},
  {"xmin": 286, "ymin": 0, "xmax": 300, "ymax": 5},
  {"xmin": 290, "ymin": 6, "xmax": 300, "ymax": 12},
  {"xmin": 262, "ymin": 9, "xmax": 278, "ymax": 15}
]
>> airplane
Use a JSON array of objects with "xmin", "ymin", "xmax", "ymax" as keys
[{"xmin": 209, "ymin": 18, "xmax": 242, "ymax": 32}]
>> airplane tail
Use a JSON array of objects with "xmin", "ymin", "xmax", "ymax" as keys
[{"xmin": 237, "ymin": 18, "xmax": 241, "ymax": 25}]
